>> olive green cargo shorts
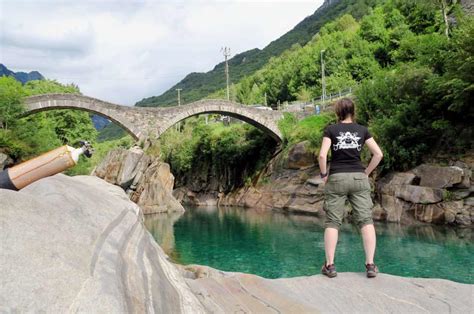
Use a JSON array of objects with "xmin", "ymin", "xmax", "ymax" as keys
[{"xmin": 324, "ymin": 172, "xmax": 374, "ymax": 229}]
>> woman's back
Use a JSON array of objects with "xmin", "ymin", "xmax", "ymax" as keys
[{"xmin": 323, "ymin": 122, "xmax": 372, "ymax": 175}]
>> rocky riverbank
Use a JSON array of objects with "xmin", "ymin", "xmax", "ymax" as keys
[
  {"xmin": 178, "ymin": 142, "xmax": 473, "ymax": 227},
  {"xmin": 93, "ymin": 145, "xmax": 473, "ymax": 226},
  {"xmin": 1, "ymin": 174, "xmax": 472, "ymax": 313}
]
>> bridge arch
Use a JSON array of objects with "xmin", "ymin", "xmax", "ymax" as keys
[
  {"xmin": 153, "ymin": 99, "xmax": 283, "ymax": 142},
  {"xmin": 22, "ymin": 94, "xmax": 284, "ymax": 143},
  {"xmin": 23, "ymin": 94, "xmax": 143, "ymax": 140}
]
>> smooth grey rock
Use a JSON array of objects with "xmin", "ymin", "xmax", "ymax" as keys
[
  {"xmin": 0, "ymin": 174, "xmax": 203, "ymax": 313},
  {"xmin": 184, "ymin": 265, "xmax": 473, "ymax": 314},
  {"xmin": 395, "ymin": 185, "xmax": 445, "ymax": 204},
  {"xmin": 117, "ymin": 146, "xmax": 147, "ymax": 188},
  {"xmin": 413, "ymin": 164, "xmax": 463, "ymax": 188},
  {"xmin": 0, "ymin": 152, "xmax": 13, "ymax": 170}
]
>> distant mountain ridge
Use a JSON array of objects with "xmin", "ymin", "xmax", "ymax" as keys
[
  {"xmin": 135, "ymin": 0, "xmax": 376, "ymax": 107},
  {"xmin": 0, "ymin": 64, "xmax": 44, "ymax": 84}
]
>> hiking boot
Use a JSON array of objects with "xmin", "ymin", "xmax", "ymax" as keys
[
  {"xmin": 366, "ymin": 263, "xmax": 378, "ymax": 278},
  {"xmin": 321, "ymin": 263, "xmax": 337, "ymax": 278}
]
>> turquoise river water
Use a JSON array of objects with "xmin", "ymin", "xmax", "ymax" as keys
[{"xmin": 144, "ymin": 206, "xmax": 473, "ymax": 284}]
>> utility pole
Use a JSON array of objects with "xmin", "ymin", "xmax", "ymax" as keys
[
  {"xmin": 221, "ymin": 47, "xmax": 231, "ymax": 101},
  {"xmin": 176, "ymin": 88, "xmax": 182, "ymax": 131},
  {"xmin": 176, "ymin": 88, "xmax": 182, "ymax": 106},
  {"xmin": 320, "ymin": 50, "xmax": 326, "ymax": 109}
]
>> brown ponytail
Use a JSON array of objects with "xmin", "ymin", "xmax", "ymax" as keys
[{"xmin": 334, "ymin": 98, "xmax": 355, "ymax": 122}]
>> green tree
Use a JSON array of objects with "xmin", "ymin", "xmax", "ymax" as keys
[
  {"xmin": 0, "ymin": 76, "xmax": 25, "ymax": 130},
  {"xmin": 23, "ymin": 80, "xmax": 98, "ymax": 146}
]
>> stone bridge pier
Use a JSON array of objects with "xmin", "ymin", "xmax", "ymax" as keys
[{"xmin": 23, "ymin": 94, "xmax": 284, "ymax": 142}]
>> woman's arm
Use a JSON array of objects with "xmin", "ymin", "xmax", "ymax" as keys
[
  {"xmin": 365, "ymin": 138, "xmax": 383, "ymax": 176},
  {"xmin": 318, "ymin": 137, "xmax": 332, "ymax": 182}
]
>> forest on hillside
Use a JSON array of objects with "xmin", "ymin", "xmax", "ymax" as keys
[
  {"xmin": 208, "ymin": 0, "xmax": 473, "ymax": 171},
  {"xmin": 135, "ymin": 0, "xmax": 380, "ymax": 107}
]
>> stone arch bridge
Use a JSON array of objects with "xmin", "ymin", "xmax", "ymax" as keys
[{"xmin": 23, "ymin": 94, "xmax": 284, "ymax": 142}]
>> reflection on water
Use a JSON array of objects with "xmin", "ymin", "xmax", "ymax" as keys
[{"xmin": 144, "ymin": 206, "xmax": 473, "ymax": 284}]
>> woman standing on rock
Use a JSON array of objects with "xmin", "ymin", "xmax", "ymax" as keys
[{"xmin": 318, "ymin": 98, "xmax": 383, "ymax": 278}]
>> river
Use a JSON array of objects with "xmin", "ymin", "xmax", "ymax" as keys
[{"xmin": 144, "ymin": 206, "xmax": 473, "ymax": 284}]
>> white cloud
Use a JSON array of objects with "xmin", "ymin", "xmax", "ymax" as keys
[{"xmin": 1, "ymin": 0, "xmax": 324, "ymax": 105}]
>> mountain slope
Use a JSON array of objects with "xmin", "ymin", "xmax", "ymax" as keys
[
  {"xmin": 0, "ymin": 64, "xmax": 44, "ymax": 84},
  {"xmin": 136, "ymin": 0, "xmax": 378, "ymax": 107}
]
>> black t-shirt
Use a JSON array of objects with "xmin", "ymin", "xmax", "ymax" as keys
[{"xmin": 323, "ymin": 122, "xmax": 372, "ymax": 175}]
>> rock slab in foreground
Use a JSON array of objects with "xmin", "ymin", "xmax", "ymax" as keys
[
  {"xmin": 0, "ymin": 174, "xmax": 203, "ymax": 313},
  {"xmin": 184, "ymin": 266, "xmax": 473, "ymax": 314},
  {"xmin": 1, "ymin": 174, "xmax": 472, "ymax": 313}
]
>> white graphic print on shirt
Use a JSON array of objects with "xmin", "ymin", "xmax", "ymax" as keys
[{"xmin": 333, "ymin": 132, "xmax": 362, "ymax": 151}]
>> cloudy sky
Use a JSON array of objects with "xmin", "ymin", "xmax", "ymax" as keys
[{"xmin": 1, "ymin": 0, "xmax": 324, "ymax": 105}]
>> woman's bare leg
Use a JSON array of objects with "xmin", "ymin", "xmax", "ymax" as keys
[
  {"xmin": 324, "ymin": 227, "xmax": 339, "ymax": 265},
  {"xmin": 361, "ymin": 224, "xmax": 376, "ymax": 264}
]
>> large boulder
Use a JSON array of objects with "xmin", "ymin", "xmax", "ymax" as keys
[
  {"xmin": 412, "ymin": 164, "xmax": 464, "ymax": 188},
  {"xmin": 287, "ymin": 141, "xmax": 315, "ymax": 169},
  {"xmin": 450, "ymin": 161, "xmax": 472, "ymax": 189},
  {"xmin": 0, "ymin": 174, "xmax": 204, "ymax": 312},
  {"xmin": 94, "ymin": 147, "xmax": 184, "ymax": 214},
  {"xmin": 395, "ymin": 185, "xmax": 445, "ymax": 204},
  {"xmin": 379, "ymin": 194, "xmax": 412, "ymax": 222},
  {"xmin": 93, "ymin": 147, "xmax": 151, "ymax": 189},
  {"xmin": 376, "ymin": 172, "xmax": 416, "ymax": 222},
  {"xmin": 377, "ymin": 172, "xmax": 416, "ymax": 195},
  {"xmin": 131, "ymin": 160, "xmax": 185, "ymax": 214}
]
